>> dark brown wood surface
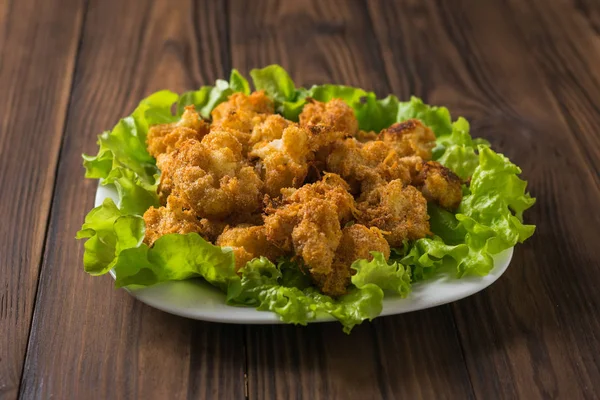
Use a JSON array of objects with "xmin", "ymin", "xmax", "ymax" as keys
[{"xmin": 1, "ymin": 0, "xmax": 599, "ymax": 399}]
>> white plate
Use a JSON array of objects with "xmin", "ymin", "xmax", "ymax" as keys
[{"xmin": 96, "ymin": 184, "xmax": 513, "ymax": 324}]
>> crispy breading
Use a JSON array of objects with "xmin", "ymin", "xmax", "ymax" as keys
[
  {"xmin": 378, "ymin": 119, "xmax": 436, "ymax": 159},
  {"xmin": 210, "ymin": 91, "xmax": 274, "ymax": 150},
  {"xmin": 158, "ymin": 134, "xmax": 263, "ymax": 218},
  {"xmin": 263, "ymin": 175, "xmax": 356, "ymax": 295},
  {"xmin": 216, "ymin": 225, "xmax": 285, "ymax": 271},
  {"xmin": 291, "ymin": 198, "xmax": 342, "ymax": 275},
  {"xmin": 326, "ymin": 138, "xmax": 411, "ymax": 195},
  {"xmin": 143, "ymin": 193, "xmax": 203, "ymax": 246},
  {"xmin": 299, "ymin": 98, "xmax": 358, "ymax": 150},
  {"xmin": 249, "ymin": 120, "xmax": 312, "ymax": 197},
  {"xmin": 336, "ymin": 224, "xmax": 390, "ymax": 264},
  {"xmin": 413, "ymin": 161, "xmax": 463, "ymax": 210},
  {"xmin": 147, "ymin": 106, "xmax": 209, "ymax": 158},
  {"xmin": 263, "ymin": 174, "xmax": 354, "ymax": 251},
  {"xmin": 312, "ymin": 224, "xmax": 391, "ymax": 296},
  {"xmin": 356, "ymin": 130, "xmax": 378, "ymax": 142},
  {"xmin": 281, "ymin": 172, "xmax": 356, "ymax": 224},
  {"xmin": 249, "ymin": 114, "xmax": 293, "ymax": 147},
  {"xmin": 357, "ymin": 180, "xmax": 430, "ymax": 247},
  {"xmin": 196, "ymin": 212, "xmax": 264, "ymax": 243}
]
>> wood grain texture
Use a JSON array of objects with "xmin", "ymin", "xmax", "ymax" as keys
[
  {"xmin": 228, "ymin": 1, "xmax": 474, "ymax": 399},
  {"xmin": 368, "ymin": 0, "xmax": 600, "ymax": 398},
  {"xmin": 18, "ymin": 1, "xmax": 245, "ymax": 399},
  {"xmin": 0, "ymin": 0, "xmax": 84, "ymax": 398}
]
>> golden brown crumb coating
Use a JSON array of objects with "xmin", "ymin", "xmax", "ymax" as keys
[
  {"xmin": 312, "ymin": 224, "xmax": 391, "ymax": 297},
  {"xmin": 157, "ymin": 134, "xmax": 263, "ymax": 219},
  {"xmin": 210, "ymin": 91, "xmax": 274, "ymax": 150},
  {"xmin": 336, "ymin": 224, "xmax": 391, "ymax": 264},
  {"xmin": 326, "ymin": 138, "xmax": 411, "ymax": 195},
  {"xmin": 291, "ymin": 198, "xmax": 342, "ymax": 275},
  {"xmin": 378, "ymin": 119, "xmax": 436, "ymax": 160},
  {"xmin": 263, "ymin": 175, "xmax": 357, "ymax": 296},
  {"xmin": 249, "ymin": 120, "xmax": 312, "ymax": 197},
  {"xmin": 281, "ymin": 173, "xmax": 356, "ymax": 224},
  {"xmin": 357, "ymin": 180, "xmax": 430, "ymax": 247},
  {"xmin": 413, "ymin": 161, "xmax": 463, "ymax": 210},
  {"xmin": 299, "ymin": 98, "xmax": 358, "ymax": 150},
  {"xmin": 147, "ymin": 106, "xmax": 209, "ymax": 159},
  {"xmin": 355, "ymin": 130, "xmax": 379, "ymax": 142},
  {"xmin": 143, "ymin": 193, "xmax": 203, "ymax": 246},
  {"xmin": 216, "ymin": 225, "xmax": 285, "ymax": 271}
]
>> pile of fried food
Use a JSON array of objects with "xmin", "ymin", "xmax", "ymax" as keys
[{"xmin": 143, "ymin": 91, "xmax": 462, "ymax": 297}]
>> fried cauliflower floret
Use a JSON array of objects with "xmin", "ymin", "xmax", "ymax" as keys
[
  {"xmin": 356, "ymin": 130, "xmax": 378, "ymax": 142},
  {"xmin": 249, "ymin": 114, "xmax": 293, "ymax": 147},
  {"xmin": 143, "ymin": 193, "xmax": 203, "ymax": 246},
  {"xmin": 197, "ymin": 213, "xmax": 264, "ymax": 243},
  {"xmin": 249, "ymin": 123, "xmax": 312, "ymax": 197},
  {"xmin": 413, "ymin": 161, "xmax": 463, "ymax": 210},
  {"xmin": 263, "ymin": 175, "xmax": 357, "ymax": 296},
  {"xmin": 216, "ymin": 225, "xmax": 285, "ymax": 271},
  {"xmin": 336, "ymin": 224, "xmax": 391, "ymax": 264},
  {"xmin": 281, "ymin": 173, "xmax": 356, "ymax": 224},
  {"xmin": 327, "ymin": 138, "xmax": 411, "ymax": 195},
  {"xmin": 291, "ymin": 198, "xmax": 342, "ymax": 275},
  {"xmin": 210, "ymin": 92, "xmax": 274, "ymax": 149},
  {"xmin": 378, "ymin": 119, "xmax": 436, "ymax": 159},
  {"xmin": 299, "ymin": 98, "xmax": 358, "ymax": 150},
  {"xmin": 263, "ymin": 174, "xmax": 354, "ymax": 251},
  {"xmin": 147, "ymin": 106, "xmax": 209, "ymax": 158},
  {"xmin": 358, "ymin": 180, "xmax": 430, "ymax": 247},
  {"xmin": 158, "ymin": 134, "xmax": 263, "ymax": 218},
  {"xmin": 312, "ymin": 224, "xmax": 391, "ymax": 297}
]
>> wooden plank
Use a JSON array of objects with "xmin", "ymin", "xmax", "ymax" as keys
[
  {"xmin": 228, "ymin": 1, "xmax": 475, "ymax": 398},
  {"xmin": 0, "ymin": 0, "xmax": 84, "ymax": 398},
  {"xmin": 509, "ymin": 0, "xmax": 600, "ymax": 175},
  {"xmin": 368, "ymin": 0, "xmax": 600, "ymax": 398},
  {"xmin": 19, "ymin": 1, "xmax": 246, "ymax": 399}
]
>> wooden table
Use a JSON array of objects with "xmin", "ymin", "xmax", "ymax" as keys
[{"xmin": 2, "ymin": 0, "xmax": 599, "ymax": 398}]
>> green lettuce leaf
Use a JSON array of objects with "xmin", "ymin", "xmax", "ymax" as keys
[
  {"xmin": 351, "ymin": 252, "xmax": 411, "ymax": 296},
  {"xmin": 76, "ymin": 198, "xmax": 144, "ymax": 275},
  {"xmin": 178, "ymin": 69, "xmax": 251, "ymax": 119},
  {"xmin": 249, "ymin": 65, "xmax": 453, "ymax": 133},
  {"xmin": 250, "ymin": 65, "xmax": 297, "ymax": 103},
  {"xmin": 405, "ymin": 146, "xmax": 535, "ymax": 278},
  {"xmin": 435, "ymin": 117, "xmax": 485, "ymax": 179},
  {"xmin": 113, "ymin": 233, "xmax": 238, "ymax": 291},
  {"xmin": 83, "ymin": 90, "xmax": 179, "ymax": 185},
  {"xmin": 227, "ymin": 257, "xmax": 385, "ymax": 333}
]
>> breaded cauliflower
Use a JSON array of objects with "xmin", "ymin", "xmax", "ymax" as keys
[
  {"xmin": 249, "ymin": 118, "xmax": 312, "ymax": 197},
  {"xmin": 210, "ymin": 91, "xmax": 274, "ymax": 150},
  {"xmin": 216, "ymin": 225, "xmax": 285, "ymax": 271},
  {"xmin": 413, "ymin": 161, "xmax": 463, "ymax": 210},
  {"xmin": 280, "ymin": 172, "xmax": 356, "ymax": 224},
  {"xmin": 147, "ymin": 106, "xmax": 209, "ymax": 158},
  {"xmin": 378, "ymin": 119, "xmax": 436, "ymax": 159},
  {"xmin": 263, "ymin": 175, "xmax": 356, "ymax": 295},
  {"xmin": 143, "ymin": 193, "xmax": 203, "ymax": 246},
  {"xmin": 158, "ymin": 133, "xmax": 263, "ymax": 218},
  {"xmin": 299, "ymin": 98, "xmax": 358, "ymax": 150},
  {"xmin": 312, "ymin": 224, "xmax": 391, "ymax": 296},
  {"xmin": 357, "ymin": 180, "xmax": 430, "ymax": 247},
  {"xmin": 326, "ymin": 138, "xmax": 411, "ymax": 195}
]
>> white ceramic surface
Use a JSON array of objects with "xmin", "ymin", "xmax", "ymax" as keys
[{"xmin": 96, "ymin": 184, "xmax": 513, "ymax": 324}]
